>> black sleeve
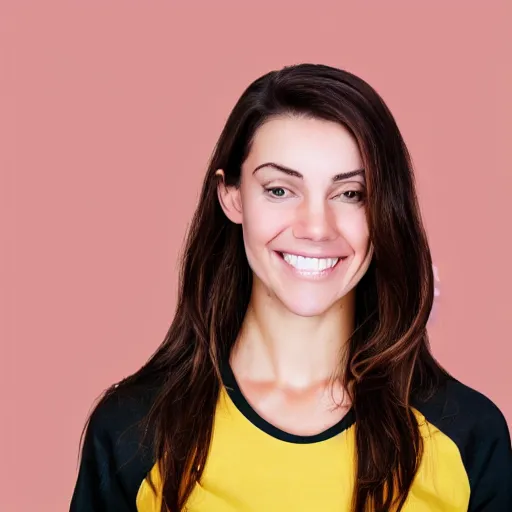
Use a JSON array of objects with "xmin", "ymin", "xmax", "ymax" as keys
[
  {"xmin": 69, "ymin": 381, "xmax": 158, "ymax": 512},
  {"xmin": 467, "ymin": 401, "xmax": 512, "ymax": 511},
  {"xmin": 69, "ymin": 412, "xmax": 133, "ymax": 512}
]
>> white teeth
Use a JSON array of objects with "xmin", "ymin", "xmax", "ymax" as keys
[{"xmin": 282, "ymin": 253, "xmax": 339, "ymax": 271}]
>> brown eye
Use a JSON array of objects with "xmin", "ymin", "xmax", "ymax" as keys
[{"xmin": 337, "ymin": 189, "xmax": 364, "ymax": 203}]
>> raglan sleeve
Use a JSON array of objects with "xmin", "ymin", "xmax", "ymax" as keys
[
  {"xmin": 69, "ymin": 405, "xmax": 133, "ymax": 512},
  {"xmin": 466, "ymin": 401, "xmax": 512, "ymax": 511}
]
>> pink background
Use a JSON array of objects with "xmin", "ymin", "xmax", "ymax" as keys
[{"xmin": 2, "ymin": 1, "xmax": 511, "ymax": 510}]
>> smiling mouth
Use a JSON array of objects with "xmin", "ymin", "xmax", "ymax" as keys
[{"xmin": 278, "ymin": 252, "xmax": 343, "ymax": 273}]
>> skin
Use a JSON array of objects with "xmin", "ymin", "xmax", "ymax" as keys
[{"xmin": 217, "ymin": 115, "xmax": 373, "ymax": 435}]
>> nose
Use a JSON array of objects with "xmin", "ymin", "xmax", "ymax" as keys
[{"xmin": 292, "ymin": 199, "xmax": 338, "ymax": 242}]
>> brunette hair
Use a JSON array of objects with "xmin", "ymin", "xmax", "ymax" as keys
[{"xmin": 84, "ymin": 63, "xmax": 447, "ymax": 511}]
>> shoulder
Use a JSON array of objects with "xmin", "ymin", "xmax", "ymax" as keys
[
  {"xmin": 415, "ymin": 377, "xmax": 510, "ymax": 441},
  {"xmin": 86, "ymin": 370, "xmax": 163, "ymax": 467},
  {"xmin": 87, "ymin": 372, "xmax": 161, "ymax": 444},
  {"xmin": 72, "ymin": 371, "xmax": 163, "ymax": 508},
  {"xmin": 415, "ymin": 377, "xmax": 512, "ymax": 511}
]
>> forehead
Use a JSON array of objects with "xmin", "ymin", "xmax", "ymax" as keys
[{"xmin": 244, "ymin": 116, "xmax": 363, "ymax": 175}]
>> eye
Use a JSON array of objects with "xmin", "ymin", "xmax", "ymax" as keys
[
  {"xmin": 336, "ymin": 189, "xmax": 364, "ymax": 203},
  {"xmin": 264, "ymin": 186, "xmax": 291, "ymax": 199}
]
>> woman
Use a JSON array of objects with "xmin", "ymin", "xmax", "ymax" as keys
[{"xmin": 70, "ymin": 63, "xmax": 511, "ymax": 512}]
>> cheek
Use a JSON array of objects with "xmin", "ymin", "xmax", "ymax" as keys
[
  {"xmin": 336, "ymin": 209, "xmax": 370, "ymax": 252},
  {"xmin": 241, "ymin": 198, "xmax": 289, "ymax": 248}
]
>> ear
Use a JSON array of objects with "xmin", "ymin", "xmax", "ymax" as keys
[{"xmin": 215, "ymin": 169, "xmax": 243, "ymax": 225}]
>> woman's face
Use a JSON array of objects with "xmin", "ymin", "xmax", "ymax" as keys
[{"xmin": 218, "ymin": 115, "xmax": 373, "ymax": 317}]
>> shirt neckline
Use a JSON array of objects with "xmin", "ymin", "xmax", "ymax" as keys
[{"xmin": 220, "ymin": 357, "xmax": 356, "ymax": 444}]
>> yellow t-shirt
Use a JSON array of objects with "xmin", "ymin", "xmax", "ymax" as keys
[{"xmin": 71, "ymin": 362, "xmax": 512, "ymax": 511}]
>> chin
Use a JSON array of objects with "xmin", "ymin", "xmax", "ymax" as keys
[{"xmin": 278, "ymin": 295, "xmax": 339, "ymax": 318}]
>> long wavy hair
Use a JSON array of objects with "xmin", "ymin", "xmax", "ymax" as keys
[{"xmin": 85, "ymin": 63, "xmax": 448, "ymax": 511}]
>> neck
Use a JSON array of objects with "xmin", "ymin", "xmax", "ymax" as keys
[{"xmin": 230, "ymin": 279, "xmax": 356, "ymax": 390}]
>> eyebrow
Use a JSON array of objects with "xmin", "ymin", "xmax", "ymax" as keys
[{"xmin": 252, "ymin": 162, "xmax": 365, "ymax": 182}]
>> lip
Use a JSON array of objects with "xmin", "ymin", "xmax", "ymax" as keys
[
  {"xmin": 276, "ymin": 250, "xmax": 346, "ymax": 259},
  {"xmin": 274, "ymin": 251, "xmax": 345, "ymax": 280}
]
